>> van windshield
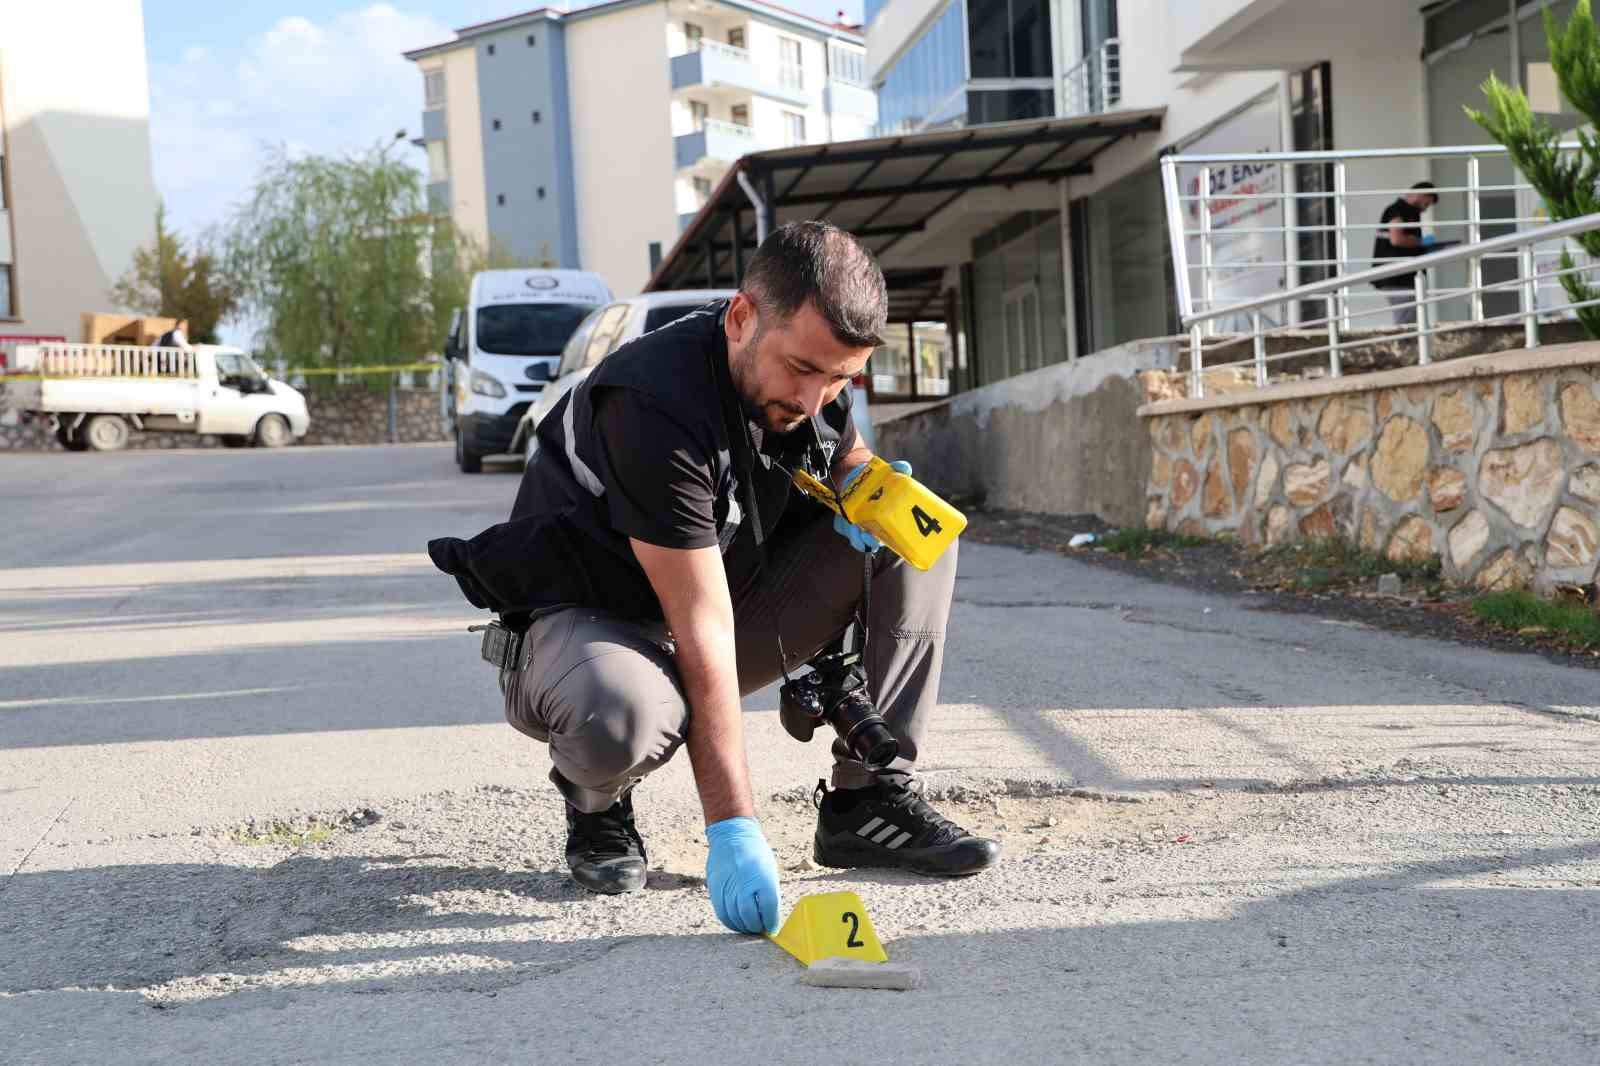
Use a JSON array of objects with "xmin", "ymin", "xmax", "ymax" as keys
[{"xmin": 475, "ymin": 303, "xmax": 595, "ymax": 357}]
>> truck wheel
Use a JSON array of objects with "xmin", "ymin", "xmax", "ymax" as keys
[
  {"xmin": 253, "ymin": 414, "xmax": 291, "ymax": 448},
  {"xmin": 221, "ymin": 435, "xmax": 251, "ymax": 448},
  {"xmin": 83, "ymin": 415, "xmax": 131, "ymax": 452},
  {"xmin": 455, "ymin": 428, "xmax": 482, "ymax": 473}
]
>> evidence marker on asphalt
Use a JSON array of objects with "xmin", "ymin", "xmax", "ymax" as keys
[
  {"xmin": 769, "ymin": 891, "xmax": 886, "ymax": 965},
  {"xmin": 767, "ymin": 891, "xmax": 920, "ymax": 989}
]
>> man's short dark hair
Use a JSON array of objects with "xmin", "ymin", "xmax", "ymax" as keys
[
  {"xmin": 741, "ymin": 221, "xmax": 888, "ymax": 348},
  {"xmin": 1412, "ymin": 180, "xmax": 1439, "ymax": 204}
]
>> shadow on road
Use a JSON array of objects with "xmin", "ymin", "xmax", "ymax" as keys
[{"xmin": 4, "ymin": 838, "xmax": 1599, "ymax": 1060}]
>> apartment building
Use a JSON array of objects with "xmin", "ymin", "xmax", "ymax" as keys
[
  {"xmin": 405, "ymin": 1, "xmax": 876, "ymax": 298},
  {"xmin": 0, "ymin": 2, "xmax": 157, "ymax": 347}
]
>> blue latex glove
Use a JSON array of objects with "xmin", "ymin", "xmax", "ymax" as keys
[
  {"xmin": 705, "ymin": 816, "xmax": 781, "ymax": 935},
  {"xmin": 1420, "ymin": 234, "xmax": 1437, "ymax": 247},
  {"xmin": 832, "ymin": 459, "xmax": 913, "ymax": 553}
]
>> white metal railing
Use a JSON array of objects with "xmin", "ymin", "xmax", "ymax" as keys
[
  {"xmin": 704, "ymin": 117, "xmax": 756, "ymax": 141},
  {"xmin": 1061, "ymin": 38, "xmax": 1119, "ymax": 118},
  {"xmin": 1160, "ymin": 142, "xmax": 1590, "ymax": 335},
  {"xmin": 699, "ymin": 39, "xmax": 750, "ymax": 64},
  {"xmin": 14, "ymin": 342, "xmax": 198, "ymax": 379},
  {"xmin": 1175, "ymin": 211, "xmax": 1600, "ymax": 399}
]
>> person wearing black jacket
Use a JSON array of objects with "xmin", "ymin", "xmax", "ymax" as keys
[
  {"xmin": 153, "ymin": 319, "xmax": 191, "ymax": 349},
  {"xmin": 1371, "ymin": 181, "xmax": 1442, "ymax": 325},
  {"xmin": 429, "ymin": 223, "xmax": 997, "ymax": 935}
]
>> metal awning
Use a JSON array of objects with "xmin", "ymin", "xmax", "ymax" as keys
[{"xmin": 645, "ymin": 107, "xmax": 1165, "ymax": 322}]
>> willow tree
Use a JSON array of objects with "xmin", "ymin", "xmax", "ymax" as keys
[
  {"xmin": 1466, "ymin": 0, "xmax": 1600, "ymax": 336},
  {"xmin": 225, "ymin": 142, "xmax": 481, "ymax": 369}
]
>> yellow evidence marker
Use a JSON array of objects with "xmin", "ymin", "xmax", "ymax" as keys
[
  {"xmin": 767, "ymin": 891, "xmax": 888, "ymax": 965},
  {"xmin": 791, "ymin": 457, "xmax": 966, "ymax": 571}
]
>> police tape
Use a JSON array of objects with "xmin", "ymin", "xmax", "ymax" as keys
[{"xmin": 280, "ymin": 363, "xmax": 443, "ymax": 377}]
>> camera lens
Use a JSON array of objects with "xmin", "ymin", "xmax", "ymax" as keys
[{"xmin": 845, "ymin": 719, "xmax": 899, "ymax": 772}]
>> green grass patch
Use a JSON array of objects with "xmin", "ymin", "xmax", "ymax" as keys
[
  {"xmin": 1471, "ymin": 590, "xmax": 1600, "ymax": 647},
  {"xmin": 229, "ymin": 820, "xmax": 337, "ymax": 848},
  {"xmin": 1100, "ymin": 528, "xmax": 1210, "ymax": 557},
  {"xmin": 1248, "ymin": 538, "xmax": 1442, "ymax": 593}
]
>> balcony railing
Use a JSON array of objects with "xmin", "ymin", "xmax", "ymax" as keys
[
  {"xmin": 1174, "ymin": 211, "xmax": 1600, "ymax": 398},
  {"xmin": 1161, "ymin": 142, "xmax": 1589, "ymax": 334},
  {"xmin": 675, "ymin": 118, "xmax": 759, "ymax": 169},
  {"xmin": 825, "ymin": 78, "xmax": 878, "ymax": 122},
  {"xmin": 670, "ymin": 40, "xmax": 810, "ymax": 106},
  {"xmin": 1159, "ymin": 143, "xmax": 1600, "ymax": 396},
  {"xmin": 1061, "ymin": 38, "xmax": 1119, "ymax": 118}
]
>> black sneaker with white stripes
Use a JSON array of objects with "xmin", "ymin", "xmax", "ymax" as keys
[
  {"xmin": 565, "ymin": 792, "xmax": 648, "ymax": 895},
  {"xmin": 813, "ymin": 778, "xmax": 1000, "ymax": 876}
]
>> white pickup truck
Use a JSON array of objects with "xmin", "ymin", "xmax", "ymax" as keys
[{"xmin": 5, "ymin": 342, "xmax": 310, "ymax": 451}]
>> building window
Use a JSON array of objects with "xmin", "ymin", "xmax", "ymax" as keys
[
  {"xmin": 693, "ymin": 176, "xmax": 713, "ymax": 200},
  {"xmin": 730, "ymin": 104, "xmax": 750, "ymax": 127},
  {"xmin": 684, "ymin": 23, "xmax": 703, "ymax": 51},
  {"xmin": 423, "ymin": 71, "xmax": 446, "ymax": 109},
  {"xmin": 497, "ymin": 194, "xmax": 506, "ymax": 206},
  {"xmin": 969, "ymin": 0, "xmax": 1052, "ymax": 80},
  {"xmin": 689, "ymin": 100, "xmax": 709, "ymax": 130},
  {"xmin": 537, "ymin": 187, "xmax": 546, "ymax": 199},
  {"xmin": 532, "ymin": 110, "xmax": 541, "ymax": 123},
  {"xmin": 0, "ymin": 265, "xmax": 13, "ymax": 318},
  {"xmin": 492, "ymin": 118, "xmax": 502, "ymax": 130},
  {"xmin": 486, "ymin": 43, "xmax": 496, "ymax": 56},
  {"xmin": 779, "ymin": 37, "xmax": 804, "ymax": 91},
  {"xmin": 829, "ymin": 44, "xmax": 865, "ymax": 85},
  {"xmin": 783, "ymin": 110, "xmax": 807, "ymax": 146},
  {"xmin": 727, "ymin": 27, "xmax": 746, "ymax": 49},
  {"xmin": 527, "ymin": 33, "xmax": 536, "ymax": 46},
  {"xmin": 426, "ymin": 140, "xmax": 449, "ymax": 181}
]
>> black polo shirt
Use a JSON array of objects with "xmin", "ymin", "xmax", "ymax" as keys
[
  {"xmin": 1372, "ymin": 198, "xmax": 1425, "ymax": 290},
  {"xmin": 487, "ymin": 299, "xmax": 857, "ymax": 617}
]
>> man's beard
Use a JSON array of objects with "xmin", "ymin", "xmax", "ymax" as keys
[{"xmin": 731, "ymin": 335, "xmax": 806, "ymax": 434}]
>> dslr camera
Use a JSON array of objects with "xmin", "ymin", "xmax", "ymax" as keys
[{"xmin": 778, "ymin": 644, "xmax": 898, "ymax": 772}]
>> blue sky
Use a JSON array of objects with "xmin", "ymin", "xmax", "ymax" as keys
[{"xmin": 142, "ymin": 1, "xmax": 864, "ymax": 241}]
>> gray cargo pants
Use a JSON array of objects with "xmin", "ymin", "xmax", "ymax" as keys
[{"xmin": 501, "ymin": 513, "xmax": 958, "ymax": 813}]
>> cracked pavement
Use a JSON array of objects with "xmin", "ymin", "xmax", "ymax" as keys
[{"xmin": 3, "ymin": 445, "xmax": 1600, "ymax": 1064}]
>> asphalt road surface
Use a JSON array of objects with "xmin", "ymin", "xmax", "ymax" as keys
[{"xmin": 2, "ymin": 444, "xmax": 1599, "ymax": 1064}]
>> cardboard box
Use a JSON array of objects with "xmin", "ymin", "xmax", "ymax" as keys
[{"xmin": 80, "ymin": 313, "xmax": 179, "ymax": 346}]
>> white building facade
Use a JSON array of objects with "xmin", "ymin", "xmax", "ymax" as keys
[
  {"xmin": 406, "ymin": 0, "xmax": 876, "ymax": 298},
  {"xmin": 0, "ymin": 2, "xmax": 158, "ymax": 348}
]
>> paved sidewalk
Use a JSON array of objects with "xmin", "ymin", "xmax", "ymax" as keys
[{"xmin": 3, "ymin": 446, "xmax": 1599, "ymax": 1064}]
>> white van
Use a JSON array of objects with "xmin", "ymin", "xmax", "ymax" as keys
[{"xmin": 443, "ymin": 269, "xmax": 611, "ymax": 473}]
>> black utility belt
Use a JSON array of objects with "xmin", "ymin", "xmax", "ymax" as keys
[{"xmin": 471, "ymin": 621, "xmax": 523, "ymax": 670}]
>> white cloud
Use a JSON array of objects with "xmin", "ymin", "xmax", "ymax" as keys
[{"xmin": 149, "ymin": 4, "xmax": 449, "ymax": 241}]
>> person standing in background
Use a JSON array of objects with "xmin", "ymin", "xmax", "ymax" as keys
[
  {"xmin": 153, "ymin": 319, "xmax": 191, "ymax": 349},
  {"xmin": 1371, "ymin": 182, "xmax": 1443, "ymax": 326}
]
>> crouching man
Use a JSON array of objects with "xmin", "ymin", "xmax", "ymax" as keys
[{"xmin": 429, "ymin": 222, "xmax": 997, "ymax": 935}]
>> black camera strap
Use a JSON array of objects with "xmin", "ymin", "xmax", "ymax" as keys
[{"xmin": 708, "ymin": 341, "xmax": 873, "ymax": 689}]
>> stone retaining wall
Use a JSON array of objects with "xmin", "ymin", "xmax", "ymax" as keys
[
  {"xmin": 0, "ymin": 382, "xmax": 448, "ymax": 451},
  {"xmin": 1139, "ymin": 343, "xmax": 1600, "ymax": 593}
]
